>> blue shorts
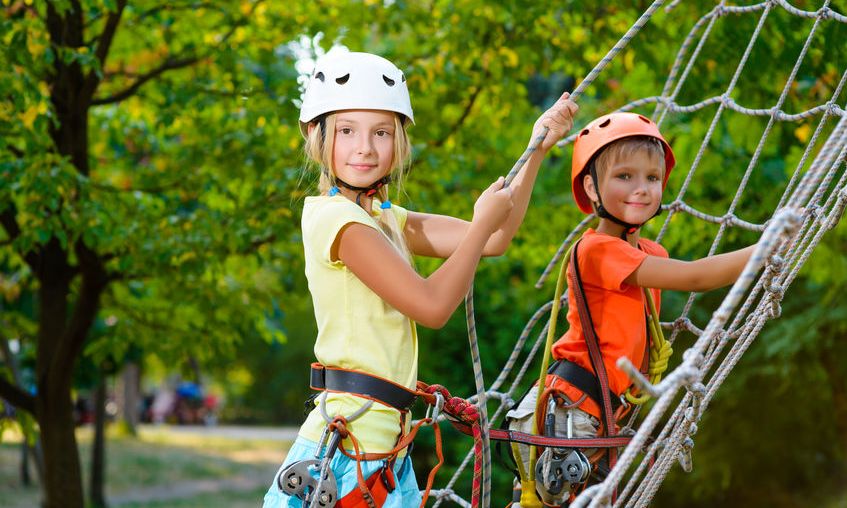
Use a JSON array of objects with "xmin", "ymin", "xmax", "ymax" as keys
[{"xmin": 263, "ymin": 436, "xmax": 422, "ymax": 508}]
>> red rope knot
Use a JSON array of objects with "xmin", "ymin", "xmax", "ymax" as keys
[
  {"xmin": 446, "ymin": 397, "xmax": 480, "ymax": 424},
  {"xmin": 328, "ymin": 415, "xmax": 350, "ymax": 438},
  {"xmin": 419, "ymin": 382, "xmax": 480, "ymax": 424},
  {"xmin": 423, "ymin": 383, "xmax": 452, "ymax": 399}
]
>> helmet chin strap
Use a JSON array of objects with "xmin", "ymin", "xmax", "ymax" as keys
[
  {"xmin": 589, "ymin": 164, "xmax": 662, "ymax": 240},
  {"xmin": 334, "ymin": 175, "xmax": 392, "ymax": 207}
]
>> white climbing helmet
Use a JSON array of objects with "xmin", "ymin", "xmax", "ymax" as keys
[{"xmin": 299, "ymin": 51, "xmax": 414, "ymax": 138}]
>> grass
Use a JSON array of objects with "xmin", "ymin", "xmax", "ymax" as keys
[{"xmin": 0, "ymin": 424, "xmax": 292, "ymax": 508}]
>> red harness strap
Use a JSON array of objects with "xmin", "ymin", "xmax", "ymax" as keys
[
  {"xmin": 448, "ymin": 420, "xmax": 632, "ymax": 449},
  {"xmin": 336, "ymin": 457, "xmax": 396, "ymax": 508}
]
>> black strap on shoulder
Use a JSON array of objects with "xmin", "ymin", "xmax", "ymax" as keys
[
  {"xmin": 309, "ymin": 363, "xmax": 418, "ymax": 412},
  {"xmin": 548, "ymin": 359, "xmax": 621, "ymax": 413}
]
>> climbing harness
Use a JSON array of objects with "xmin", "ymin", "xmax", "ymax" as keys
[
  {"xmin": 505, "ymin": 237, "xmax": 671, "ymax": 506},
  {"xmin": 279, "ymin": 363, "xmax": 499, "ymax": 508}
]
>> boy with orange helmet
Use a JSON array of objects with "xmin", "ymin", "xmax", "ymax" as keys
[{"xmin": 507, "ymin": 112, "xmax": 757, "ymax": 507}]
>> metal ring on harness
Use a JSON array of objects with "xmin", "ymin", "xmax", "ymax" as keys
[
  {"xmin": 424, "ymin": 391, "xmax": 444, "ymax": 424},
  {"xmin": 319, "ymin": 391, "xmax": 374, "ymax": 425}
]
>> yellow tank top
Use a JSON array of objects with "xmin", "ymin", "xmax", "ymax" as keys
[{"xmin": 298, "ymin": 195, "xmax": 418, "ymax": 454}]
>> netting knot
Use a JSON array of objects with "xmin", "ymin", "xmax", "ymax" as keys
[
  {"xmin": 686, "ymin": 383, "xmax": 707, "ymax": 401},
  {"xmin": 766, "ymin": 283, "xmax": 785, "ymax": 300},
  {"xmin": 672, "ymin": 317, "xmax": 687, "ymax": 330},
  {"xmin": 768, "ymin": 254, "xmax": 785, "ymax": 271}
]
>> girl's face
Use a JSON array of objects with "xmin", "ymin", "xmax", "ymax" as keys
[
  {"xmin": 585, "ymin": 149, "xmax": 664, "ymax": 225},
  {"xmin": 332, "ymin": 110, "xmax": 396, "ymax": 188}
]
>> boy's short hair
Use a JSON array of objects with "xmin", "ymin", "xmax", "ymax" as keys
[{"xmin": 592, "ymin": 136, "xmax": 666, "ymax": 180}]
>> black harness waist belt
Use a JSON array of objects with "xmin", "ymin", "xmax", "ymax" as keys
[
  {"xmin": 309, "ymin": 363, "xmax": 418, "ymax": 412},
  {"xmin": 548, "ymin": 359, "xmax": 622, "ymax": 413}
]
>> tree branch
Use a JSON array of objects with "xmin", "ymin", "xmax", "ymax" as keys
[
  {"xmin": 0, "ymin": 376, "xmax": 36, "ymax": 415},
  {"xmin": 136, "ymin": 2, "xmax": 222, "ymax": 21},
  {"xmin": 83, "ymin": 0, "xmax": 127, "ymax": 101},
  {"xmin": 0, "ymin": 333, "xmax": 37, "ymax": 415},
  {"xmin": 53, "ymin": 243, "xmax": 108, "ymax": 384},
  {"xmin": 88, "ymin": 180, "xmax": 184, "ymax": 194},
  {"xmin": 0, "ymin": 207, "xmax": 21, "ymax": 241},
  {"xmin": 94, "ymin": 0, "xmax": 126, "ymax": 66},
  {"xmin": 92, "ymin": 56, "xmax": 201, "ymax": 105},
  {"xmin": 91, "ymin": 1, "xmax": 263, "ymax": 106},
  {"xmin": 432, "ymin": 85, "xmax": 482, "ymax": 148}
]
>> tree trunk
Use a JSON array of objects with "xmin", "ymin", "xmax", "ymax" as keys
[
  {"xmin": 20, "ymin": 440, "xmax": 31, "ymax": 486},
  {"xmin": 118, "ymin": 361, "xmax": 140, "ymax": 434},
  {"xmin": 35, "ymin": 3, "xmax": 108, "ymax": 506},
  {"xmin": 90, "ymin": 367, "xmax": 108, "ymax": 508},
  {"xmin": 38, "ymin": 381, "xmax": 84, "ymax": 508},
  {"xmin": 36, "ymin": 242, "xmax": 82, "ymax": 508}
]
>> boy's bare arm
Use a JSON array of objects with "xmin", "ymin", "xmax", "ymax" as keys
[{"xmin": 626, "ymin": 244, "xmax": 757, "ymax": 292}]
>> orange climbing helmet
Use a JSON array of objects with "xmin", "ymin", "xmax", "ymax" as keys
[{"xmin": 571, "ymin": 112, "xmax": 676, "ymax": 214}]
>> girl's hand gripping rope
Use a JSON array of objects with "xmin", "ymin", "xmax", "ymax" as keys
[{"xmin": 472, "ymin": 177, "xmax": 514, "ymax": 235}]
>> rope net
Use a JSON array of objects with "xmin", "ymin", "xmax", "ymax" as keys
[{"xmin": 428, "ymin": 1, "xmax": 847, "ymax": 507}]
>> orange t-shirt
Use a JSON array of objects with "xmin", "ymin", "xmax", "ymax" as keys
[{"xmin": 550, "ymin": 229, "xmax": 667, "ymax": 419}]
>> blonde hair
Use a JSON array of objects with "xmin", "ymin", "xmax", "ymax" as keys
[{"xmin": 305, "ymin": 112, "xmax": 413, "ymax": 260}]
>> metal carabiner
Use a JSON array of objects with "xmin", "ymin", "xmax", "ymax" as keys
[{"xmin": 424, "ymin": 391, "xmax": 444, "ymax": 423}]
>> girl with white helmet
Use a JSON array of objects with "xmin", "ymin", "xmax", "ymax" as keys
[{"xmin": 263, "ymin": 51, "xmax": 577, "ymax": 508}]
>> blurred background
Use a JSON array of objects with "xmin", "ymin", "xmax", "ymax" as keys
[{"xmin": 1, "ymin": 1, "xmax": 845, "ymax": 507}]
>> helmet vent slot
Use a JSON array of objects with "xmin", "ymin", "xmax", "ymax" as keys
[
  {"xmin": 315, "ymin": 72, "xmax": 325, "ymax": 82},
  {"xmin": 335, "ymin": 74, "xmax": 350, "ymax": 85},
  {"xmin": 638, "ymin": 115, "xmax": 650, "ymax": 123},
  {"xmin": 580, "ymin": 129, "xmax": 590, "ymax": 137},
  {"xmin": 383, "ymin": 75, "xmax": 396, "ymax": 86},
  {"xmin": 599, "ymin": 119, "xmax": 611, "ymax": 128}
]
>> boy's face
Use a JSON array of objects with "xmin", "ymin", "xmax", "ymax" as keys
[{"xmin": 584, "ymin": 149, "xmax": 664, "ymax": 225}]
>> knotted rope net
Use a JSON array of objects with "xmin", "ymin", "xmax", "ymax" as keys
[{"xmin": 428, "ymin": 1, "xmax": 847, "ymax": 507}]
